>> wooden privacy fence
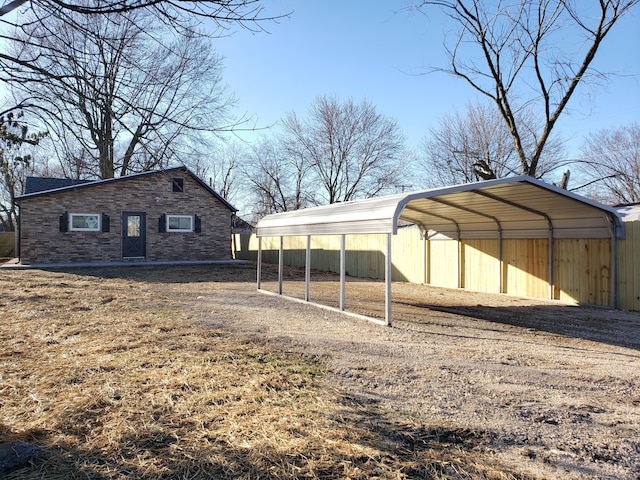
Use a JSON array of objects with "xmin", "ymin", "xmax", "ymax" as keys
[
  {"xmin": 0, "ymin": 232, "xmax": 15, "ymax": 257},
  {"xmin": 233, "ymin": 221, "xmax": 640, "ymax": 311}
]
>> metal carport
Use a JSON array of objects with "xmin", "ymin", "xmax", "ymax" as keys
[{"xmin": 255, "ymin": 176, "xmax": 624, "ymax": 326}]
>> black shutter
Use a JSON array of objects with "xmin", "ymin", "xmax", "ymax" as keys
[
  {"xmin": 158, "ymin": 214, "xmax": 166, "ymax": 232},
  {"xmin": 59, "ymin": 212, "xmax": 68, "ymax": 232},
  {"xmin": 194, "ymin": 214, "xmax": 201, "ymax": 233},
  {"xmin": 101, "ymin": 213, "xmax": 110, "ymax": 232}
]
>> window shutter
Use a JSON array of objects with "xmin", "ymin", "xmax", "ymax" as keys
[
  {"xmin": 59, "ymin": 212, "xmax": 68, "ymax": 232},
  {"xmin": 194, "ymin": 215, "xmax": 201, "ymax": 233},
  {"xmin": 101, "ymin": 213, "xmax": 110, "ymax": 232},
  {"xmin": 158, "ymin": 214, "xmax": 166, "ymax": 232}
]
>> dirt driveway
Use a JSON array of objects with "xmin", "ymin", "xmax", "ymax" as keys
[
  {"xmin": 3, "ymin": 262, "xmax": 639, "ymax": 479},
  {"xmin": 178, "ymin": 264, "xmax": 640, "ymax": 480}
]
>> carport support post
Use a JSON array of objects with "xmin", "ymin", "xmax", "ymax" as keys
[
  {"xmin": 385, "ymin": 233, "xmax": 392, "ymax": 326},
  {"xmin": 257, "ymin": 236, "xmax": 262, "ymax": 290},
  {"xmin": 305, "ymin": 235, "xmax": 311, "ymax": 302},
  {"xmin": 278, "ymin": 236, "xmax": 284, "ymax": 295},
  {"xmin": 340, "ymin": 234, "xmax": 346, "ymax": 311},
  {"xmin": 420, "ymin": 226, "xmax": 428, "ymax": 285},
  {"xmin": 548, "ymin": 229, "xmax": 554, "ymax": 300}
]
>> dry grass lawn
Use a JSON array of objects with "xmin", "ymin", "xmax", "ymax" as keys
[
  {"xmin": 1, "ymin": 262, "xmax": 639, "ymax": 479},
  {"xmin": 1, "ymin": 263, "xmax": 533, "ymax": 479}
]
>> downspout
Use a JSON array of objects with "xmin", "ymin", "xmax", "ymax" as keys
[{"xmin": 16, "ymin": 208, "xmax": 21, "ymax": 261}]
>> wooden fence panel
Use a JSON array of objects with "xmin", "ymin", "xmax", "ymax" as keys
[
  {"xmin": 391, "ymin": 228, "xmax": 423, "ymax": 282},
  {"xmin": 502, "ymin": 239, "xmax": 549, "ymax": 299},
  {"xmin": 554, "ymin": 239, "xmax": 611, "ymax": 305},
  {"xmin": 462, "ymin": 239, "xmax": 500, "ymax": 293},
  {"xmin": 428, "ymin": 239, "xmax": 459, "ymax": 288},
  {"xmin": 617, "ymin": 221, "xmax": 640, "ymax": 311},
  {"xmin": 346, "ymin": 233, "xmax": 385, "ymax": 279},
  {"xmin": 0, "ymin": 232, "xmax": 15, "ymax": 257},
  {"xmin": 235, "ymin": 221, "xmax": 639, "ymax": 310}
]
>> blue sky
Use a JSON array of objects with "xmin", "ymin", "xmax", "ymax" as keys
[{"xmin": 213, "ymin": 1, "xmax": 640, "ymax": 158}]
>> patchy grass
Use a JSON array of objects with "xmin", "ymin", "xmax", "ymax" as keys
[{"xmin": 1, "ymin": 265, "xmax": 530, "ymax": 479}]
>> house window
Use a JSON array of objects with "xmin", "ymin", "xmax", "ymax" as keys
[
  {"xmin": 166, "ymin": 215, "xmax": 193, "ymax": 232},
  {"xmin": 172, "ymin": 178, "xmax": 184, "ymax": 192},
  {"xmin": 69, "ymin": 213, "xmax": 100, "ymax": 231}
]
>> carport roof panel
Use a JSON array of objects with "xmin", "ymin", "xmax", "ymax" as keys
[{"xmin": 255, "ymin": 176, "xmax": 623, "ymax": 238}]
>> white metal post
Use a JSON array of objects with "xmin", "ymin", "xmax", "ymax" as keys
[
  {"xmin": 305, "ymin": 235, "xmax": 311, "ymax": 302},
  {"xmin": 497, "ymin": 230, "xmax": 503, "ymax": 294},
  {"xmin": 421, "ymin": 228, "xmax": 427, "ymax": 285},
  {"xmin": 548, "ymin": 229, "xmax": 554, "ymax": 300},
  {"xmin": 340, "ymin": 234, "xmax": 346, "ymax": 311},
  {"xmin": 257, "ymin": 236, "xmax": 262, "ymax": 290},
  {"xmin": 278, "ymin": 236, "xmax": 283, "ymax": 295},
  {"xmin": 385, "ymin": 233, "xmax": 392, "ymax": 326}
]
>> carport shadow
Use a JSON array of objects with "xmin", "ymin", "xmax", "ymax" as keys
[{"xmin": 394, "ymin": 300, "xmax": 640, "ymax": 351}]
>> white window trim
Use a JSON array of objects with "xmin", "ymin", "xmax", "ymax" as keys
[
  {"xmin": 166, "ymin": 214, "xmax": 193, "ymax": 232},
  {"xmin": 69, "ymin": 213, "xmax": 101, "ymax": 232}
]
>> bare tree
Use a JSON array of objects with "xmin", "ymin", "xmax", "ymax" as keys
[
  {"xmin": 282, "ymin": 95, "xmax": 406, "ymax": 205},
  {"xmin": 0, "ymin": 1, "xmax": 275, "ymax": 97},
  {"xmin": 196, "ymin": 140, "xmax": 246, "ymax": 203},
  {"xmin": 421, "ymin": 100, "xmax": 565, "ymax": 187},
  {"xmin": 0, "ymin": 111, "xmax": 46, "ymax": 230},
  {"xmin": 577, "ymin": 122, "xmax": 640, "ymax": 204},
  {"xmin": 10, "ymin": 7, "xmax": 235, "ymax": 179},
  {"xmin": 413, "ymin": 0, "xmax": 639, "ymax": 180},
  {"xmin": 244, "ymin": 138, "xmax": 312, "ymax": 218}
]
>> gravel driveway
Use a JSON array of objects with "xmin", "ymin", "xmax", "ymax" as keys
[{"xmin": 169, "ymin": 265, "xmax": 640, "ymax": 480}]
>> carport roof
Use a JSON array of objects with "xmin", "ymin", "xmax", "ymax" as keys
[{"xmin": 256, "ymin": 176, "xmax": 624, "ymax": 239}]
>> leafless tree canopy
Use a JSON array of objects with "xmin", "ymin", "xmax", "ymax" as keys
[
  {"xmin": 282, "ymin": 95, "xmax": 407, "ymax": 205},
  {"xmin": 7, "ymin": 6, "xmax": 235, "ymax": 179},
  {"xmin": 421, "ymin": 100, "xmax": 565, "ymax": 187},
  {"xmin": 413, "ymin": 0, "xmax": 639, "ymax": 179},
  {"xmin": 0, "ymin": 0, "xmax": 272, "ymax": 42},
  {"xmin": 0, "ymin": 112, "xmax": 45, "ymax": 230},
  {"xmin": 578, "ymin": 122, "xmax": 640, "ymax": 204},
  {"xmin": 245, "ymin": 138, "xmax": 313, "ymax": 218},
  {"xmin": 243, "ymin": 95, "xmax": 408, "ymax": 219},
  {"xmin": 0, "ymin": 0, "xmax": 280, "ymax": 117}
]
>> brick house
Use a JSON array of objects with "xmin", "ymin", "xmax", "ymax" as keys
[{"xmin": 14, "ymin": 166, "xmax": 237, "ymax": 265}]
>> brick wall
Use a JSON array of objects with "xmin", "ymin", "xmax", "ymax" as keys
[{"xmin": 18, "ymin": 172, "xmax": 233, "ymax": 264}]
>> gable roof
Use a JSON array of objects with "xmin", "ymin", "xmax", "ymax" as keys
[
  {"xmin": 24, "ymin": 177, "xmax": 92, "ymax": 194},
  {"xmin": 15, "ymin": 166, "xmax": 237, "ymax": 212},
  {"xmin": 256, "ymin": 176, "xmax": 623, "ymax": 240}
]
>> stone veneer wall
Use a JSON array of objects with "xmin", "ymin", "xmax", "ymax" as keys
[{"xmin": 18, "ymin": 173, "xmax": 233, "ymax": 264}]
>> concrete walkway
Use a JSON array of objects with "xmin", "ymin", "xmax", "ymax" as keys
[{"xmin": 0, "ymin": 258, "xmax": 248, "ymax": 269}]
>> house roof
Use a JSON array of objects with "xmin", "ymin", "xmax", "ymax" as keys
[
  {"xmin": 24, "ymin": 177, "xmax": 92, "ymax": 194},
  {"xmin": 614, "ymin": 204, "xmax": 640, "ymax": 222},
  {"xmin": 256, "ymin": 176, "xmax": 624, "ymax": 240},
  {"xmin": 16, "ymin": 166, "xmax": 237, "ymax": 212}
]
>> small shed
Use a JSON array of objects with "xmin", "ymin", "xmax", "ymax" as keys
[
  {"xmin": 255, "ymin": 176, "xmax": 624, "ymax": 325},
  {"xmin": 15, "ymin": 166, "xmax": 237, "ymax": 265}
]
